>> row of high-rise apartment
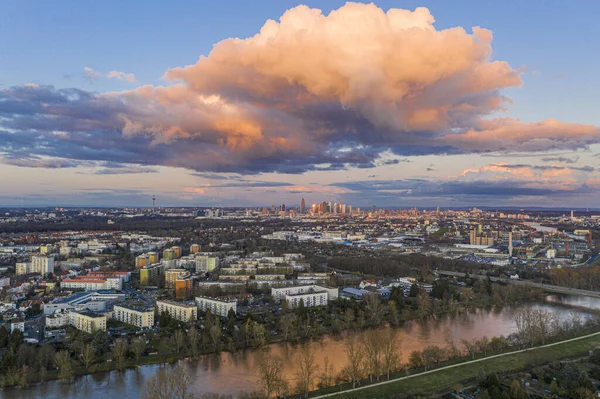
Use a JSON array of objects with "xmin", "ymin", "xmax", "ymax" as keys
[{"xmin": 136, "ymin": 244, "xmax": 202, "ymax": 268}]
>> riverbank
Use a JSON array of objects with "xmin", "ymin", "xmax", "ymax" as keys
[
  {"xmin": 4, "ymin": 297, "xmax": 598, "ymax": 399},
  {"xmin": 0, "ymin": 285, "xmax": 548, "ymax": 390},
  {"xmin": 307, "ymin": 330, "xmax": 600, "ymax": 398}
]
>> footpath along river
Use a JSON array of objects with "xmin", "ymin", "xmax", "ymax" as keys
[{"xmin": 3, "ymin": 294, "xmax": 598, "ymax": 399}]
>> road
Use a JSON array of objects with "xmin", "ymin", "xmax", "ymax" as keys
[
  {"xmin": 436, "ymin": 270, "xmax": 600, "ymax": 298},
  {"xmin": 311, "ymin": 330, "xmax": 600, "ymax": 398}
]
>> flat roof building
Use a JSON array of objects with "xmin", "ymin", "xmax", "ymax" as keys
[
  {"xmin": 69, "ymin": 310, "xmax": 107, "ymax": 333},
  {"xmin": 156, "ymin": 300, "xmax": 197, "ymax": 323},
  {"xmin": 113, "ymin": 303, "xmax": 155, "ymax": 328},
  {"xmin": 195, "ymin": 296, "xmax": 236, "ymax": 318}
]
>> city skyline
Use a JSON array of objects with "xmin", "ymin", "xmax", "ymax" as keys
[{"xmin": 2, "ymin": 1, "xmax": 600, "ymax": 208}]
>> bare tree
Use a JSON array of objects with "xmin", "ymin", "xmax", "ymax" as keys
[
  {"xmin": 532, "ymin": 309, "xmax": 555, "ymax": 345},
  {"xmin": 422, "ymin": 345, "xmax": 443, "ymax": 370},
  {"xmin": 513, "ymin": 308, "xmax": 535, "ymax": 347},
  {"xmin": 54, "ymin": 350, "xmax": 73, "ymax": 380},
  {"xmin": 343, "ymin": 308, "xmax": 355, "ymax": 329},
  {"xmin": 320, "ymin": 355, "xmax": 335, "ymax": 388},
  {"xmin": 476, "ymin": 336, "xmax": 490, "ymax": 357},
  {"xmin": 174, "ymin": 329, "xmax": 187, "ymax": 353},
  {"xmin": 257, "ymin": 353, "xmax": 286, "ymax": 399},
  {"xmin": 279, "ymin": 313, "xmax": 298, "ymax": 341},
  {"xmin": 80, "ymin": 343, "xmax": 95, "ymax": 371},
  {"xmin": 131, "ymin": 336, "xmax": 147, "ymax": 363},
  {"xmin": 296, "ymin": 345, "xmax": 319, "ymax": 398},
  {"xmin": 388, "ymin": 300, "xmax": 399, "ymax": 326},
  {"xmin": 141, "ymin": 365, "xmax": 195, "ymax": 399},
  {"xmin": 209, "ymin": 317, "xmax": 222, "ymax": 349},
  {"xmin": 111, "ymin": 338, "xmax": 128, "ymax": 370},
  {"xmin": 461, "ymin": 339, "xmax": 477, "ymax": 359},
  {"xmin": 343, "ymin": 334, "xmax": 364, "ymax": 388},
  {"xmin": 364, "ymin": 294, "xmax": 383, "ymax": 326},
  {"xmin": 188, "ymin": 326, "xmax": 200, "ymax": 358},
  {"xmin": 408, "ymin": 350, "xmax": 423, "ymax": 370},
  {"xmin": 361, "ymin": 329, "xmax": 384, "ymax": 382},
  {"xmin": 382, "ymin": 328, "xmax": 402, "ymax": 380},
  {"xmin": 417, "ymin": 292, "xmax": 431, "ymax": 320},
  {"xmin": 443, "ymin": 326, "xmax": 459, "ymax": 359}
]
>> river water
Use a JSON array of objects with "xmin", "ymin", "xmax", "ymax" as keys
[{"xmin": 3, "ymin": 294, "xmax": 598, "ymax": 399}]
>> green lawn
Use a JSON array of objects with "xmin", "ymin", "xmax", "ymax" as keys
[{"xmin": 319, "ymin": 334, "xmax": 600, "ymax": 399}]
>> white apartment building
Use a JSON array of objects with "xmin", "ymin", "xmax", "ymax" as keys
[
  {"xmin": 16, "ymin": 256, "xmax": 54, "ymax": 276},
  {"xmin": 60, "ymin": 277, "xmax": 122, "ymax": 291},
  {"xmin": 46, "ymin": 311, "xmax": 70, "ymax": 328},
  {"xmin": 271, "ymin": 285, "xmax": 339, "ymax": 302},
  {"xmin": 156, "ymin": 300, "xmax": 197, "ymax": 322},
  {"xmin": 195, "ymin": 255, "xmax": 220, "ymax": 273},
  {"xmin": 285, "ymin": 291, "xmax": 328, "ymax": 308},
  {"xmin": 31, "ymin": 255, "xmax": 54, "ymax": 275},
  {"xmin": 195, "ymin": 296, "xmax": 236, "ymax": 317},
  {"xmin": 113, "ymin": 304, "xmax": 155, "ymax": 328},
  {"xmin": 69, "ymin": 311, "xmax": 107, "ymax": 333}
]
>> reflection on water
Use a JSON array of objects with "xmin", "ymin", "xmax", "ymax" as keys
[
  {"xmin": 545, "ymin": 294, "xmax": 600, "ymax": 310},
  {"xmin": 3, "ymin": 295, "xmax": 596, "ymax": 399}
]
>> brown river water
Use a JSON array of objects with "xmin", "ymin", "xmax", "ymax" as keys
[{"xmin": 2, "ymin": 294, "xmax": 598, "ymax": 399}]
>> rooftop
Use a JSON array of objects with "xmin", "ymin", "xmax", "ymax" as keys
[{"xmin": 114, "ymin": 302, "xmax": 154, "ymax": 312}]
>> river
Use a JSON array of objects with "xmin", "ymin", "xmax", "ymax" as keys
[{"xmin": 3, "ymin": 294, "xmax": 599, "ymax": 399}]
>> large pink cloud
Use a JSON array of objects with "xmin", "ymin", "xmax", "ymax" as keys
[
  {"xmin": 2, "ymin": 2, "xmax": 599, "ymax": 174},
  {"xmin": 112, "ymin": 2, "xmax": 598, "ymax": 160}
]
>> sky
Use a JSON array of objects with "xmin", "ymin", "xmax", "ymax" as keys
[{"xmin": 1, "ymin": 1, "xmax": 600, "ymax": 209}]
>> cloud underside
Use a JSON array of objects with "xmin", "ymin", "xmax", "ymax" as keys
[
  {"xmin": 0, "ymin": 2, "xmax": 599, "ymax": 176},
  {"xmin": 333, "ymin": 162, "xmax": 600, "ymax": 204}
]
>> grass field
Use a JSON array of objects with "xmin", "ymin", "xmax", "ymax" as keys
[{"xmin": 315, "ymin": 333, "xmax": 600, "ymax": 399}]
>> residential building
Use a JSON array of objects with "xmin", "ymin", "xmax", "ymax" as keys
[
  {"xmin": 163, "ymin": 248, "xmax": 175, "ymax": 260},
  {"xmin": 16, "ymin": 262, "xmax": 31, "ymax": 276},
  {"xmin": 45, "ymin": 311, "xmax": 69, "ymax": 328},
  {"xmin": 136, "ymin": 254, "xmax": 150, "ymax": 268},
  {"xmin": 140, "ymin": 263, "xmax": 164, "ymax": 286},
  {"xmin": 113, "ymin": 304, "xmax": 155, "ymax": 328},
  {"xmin": 285, "ymin": 291, "xmax": 328, "ymax": 308},
  {"xmin": 195, "ymin": 255, "xmax": 219, "ymax": 273},
  {"xmin": 175, "ymin": 273, "xmax": 192, "ymax": 299},
  {"xmin": 271, "ymin": 285, "xmax": 338, "ymax": 302},
  {"xmin": 61, "ymin": 276, "xmax": 122, "ymax": 291},
  {"xmin": 165, "ymin": 269, "xmax": 188, "ymax": 289},
  {"xmin": 171, "ymin": 246, "xmax": 181, "ymax": 259},
  {"xmin": 190, "ymin": 244, "xmax": 200, "ymax": 254},
  {"xmin": 69, "ymin": 310, "xmax": 107, "ymax": 333},
  {"xmin": 156, "ymin": 300, "xmax": 197, "ymax": 322},
  {"xmin": 31, "ymin": 255, "xmax": 54, "ymax": 275},
  {"xmin": 87, "ymin": 271, "xmax": 131, "ymax": 283},
  {"xmin": 147, "ymin": 252, "xmax": 159, "ymax": 264},
  {"xmin": 195, "ymin": 296, "xmax": 237, "ymax": 317}
]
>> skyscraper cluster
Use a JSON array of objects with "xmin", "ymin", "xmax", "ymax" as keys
[{"xmin": 307, "ymin": 200, "xmax": 352, "ymax": 215}]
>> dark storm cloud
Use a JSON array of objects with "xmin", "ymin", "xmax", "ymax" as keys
[
  {"xmin": 332, "ymin": 178, "xmax": 592, "ymax": 200},
  {"xmin": 541, "ymin": 156, "xmax": 579, "ymax": 164}
]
